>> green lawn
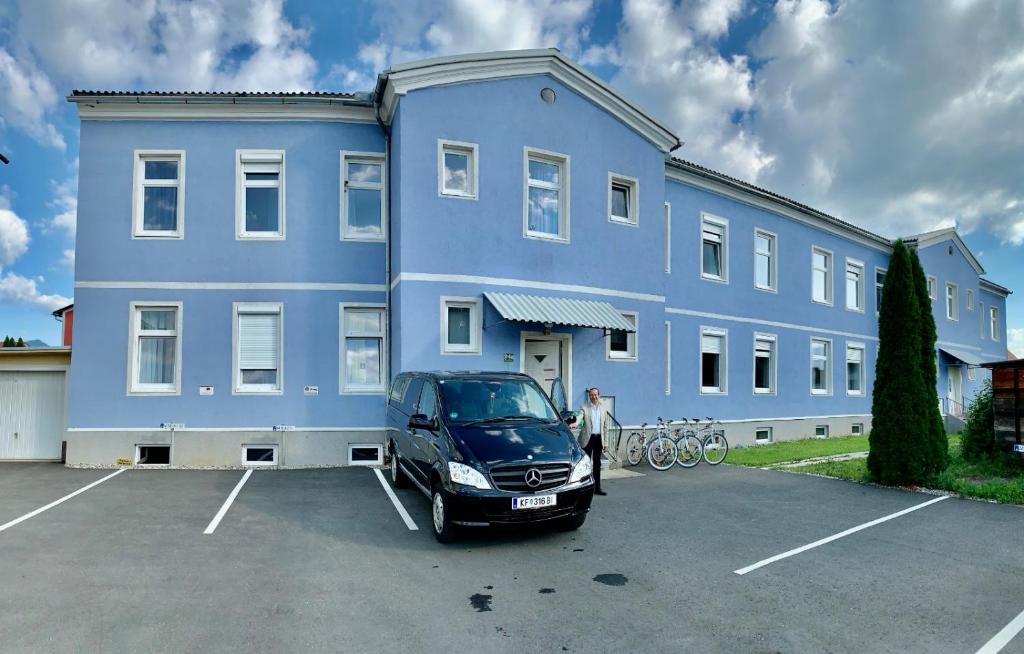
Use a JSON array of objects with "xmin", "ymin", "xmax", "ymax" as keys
[
  {"xmin": 799, "ymin": 437, "xmax": 1024, "ymax": 506},
  {"xmin": 727, "ymin": 434, "xmax": 869, "ymax": 467}
]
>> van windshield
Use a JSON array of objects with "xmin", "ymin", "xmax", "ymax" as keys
[{"xmin": 438, "ymin": 378, "xmax": 559, "ymax": 424}]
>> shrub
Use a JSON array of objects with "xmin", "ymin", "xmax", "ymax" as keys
[{"xmin": 960, "ymin": 381, "xmax": 996, "ymax": 461}]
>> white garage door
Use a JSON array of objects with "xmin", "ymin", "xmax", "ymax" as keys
[{"xmin": 0, "ymin": 371, "xmax": 65, "ymax": 460}]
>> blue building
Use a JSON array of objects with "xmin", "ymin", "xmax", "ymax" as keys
[{"xmin": 64, "ymin": 50, "xmax": 1010, "ymax": 467}]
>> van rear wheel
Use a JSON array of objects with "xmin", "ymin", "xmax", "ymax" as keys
[{"xmin": 390, "ymin": 445, "xmax": 409, "ymax": 488}]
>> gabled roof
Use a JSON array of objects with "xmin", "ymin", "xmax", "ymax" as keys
[
  {"xmin": 903, "ymin": 227, "xmax": 985, "ymax": 275},
  {"xmin": 375, "ymin": 49, "xmax": 681, "ymax": 153}
]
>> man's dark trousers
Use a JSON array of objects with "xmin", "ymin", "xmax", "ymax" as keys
[{"xmin": 584, "ymin": 433, "xmax": 602, "ymax": 492}]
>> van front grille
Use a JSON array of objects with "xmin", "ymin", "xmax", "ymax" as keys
[{"xmin": 489, "ymin": 463, "xmax": 571, "ymax": 492}]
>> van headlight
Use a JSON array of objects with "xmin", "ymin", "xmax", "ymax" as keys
[
  {"xmin": 448, "ymin": 462, "xmax": 491, "ymax": 490},
  {"xmin": 569, "ymin": 455, "xmax": 593, "ymax": 484}
]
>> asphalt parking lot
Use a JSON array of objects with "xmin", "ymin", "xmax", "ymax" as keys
[{"xmin": 1, "ymin": 461, "xmax": 1022, "ymax": 654}]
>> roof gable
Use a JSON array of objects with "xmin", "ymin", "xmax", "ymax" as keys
[{"xmin": 904, "ymin": 228, "xmax": 984, "ymax": 275}]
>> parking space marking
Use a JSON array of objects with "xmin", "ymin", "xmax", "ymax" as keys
[
  {"xmin": 372, "ymin": 469, "xmax": 419, "ymax": 531},
  {"xmin": 0, "ymin": 468, "xmax": 127, "ymax": 535},
  {"xmin": 734, "ymin": 494, "xmax": 949, "ymax": 576},
  {"xmin": 975, "ymin": 607, "xmax": 1024, "ymax": 654},
  {"xmin": 203, "ymin": 469, "xmax": 253, "ymax": 535}
]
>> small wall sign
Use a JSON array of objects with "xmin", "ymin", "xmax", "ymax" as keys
[
  {"xmin": 199, "ymin": 386, "xmax": 214, "ymax": 396},
  {"xmin": 161, "ymin": 422, "xmax": 185, "ymax": 430},
  {"xmin": 273, "ymin": 425, "xmax": 295, "ymax": 431},
  {"xmin": 1013, "ymin": 444, "xmax": 1024, "ymax": 453},
  {"xmin": 304, "ymin": 385, "xmax": 319, "ymax": 396},
  {"xmin": 503, "ymin": 352, "xmax": 514, "ymax": 363},
  {"xmin": 116, "ymin": 458, "xmax": 132, "ymax": 466}
]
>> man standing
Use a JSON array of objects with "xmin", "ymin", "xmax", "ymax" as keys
[{"xmin": 578, "ymin": 387, "xmax": 608, "ymax": 495}]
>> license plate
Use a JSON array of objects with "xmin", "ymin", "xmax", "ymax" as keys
[
  {"xmin": 1014, "ymin": 444, "xmax": 1024, "ymax": 453},
  {"xmin": 512, "ymin": 494, "xmax": 556, "ymax": 510}
]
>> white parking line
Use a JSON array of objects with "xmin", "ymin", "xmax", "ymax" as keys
[
  {"xmin": 0, "ymin": 468, "xmax": 127, "ymax": 535},
  {"xmin": 734, "ymin": 495, "xmax": 949, "ymax": 576},
  {"xmin": 373, "ymin": 468, "xmax": 419, "ymax": 531},
  {"xmin": 203, "ymin": 469, "xmax": 252, "ymax": 535},
  {"xmin": 975, "ymin": 607, "xmax": 1024, "ymax": 654}
]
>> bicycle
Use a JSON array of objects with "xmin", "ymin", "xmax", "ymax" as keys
[
  {"xmin": 672, "ymin": 419, "xmax": 704, "ymax": 468},
  {"xmin": 624, "ymin": 418, "xmax": 677, "ymax": 470},
  {"xmin": 691, "ymin": 416, "xmax": 729, "ymax": 465}
]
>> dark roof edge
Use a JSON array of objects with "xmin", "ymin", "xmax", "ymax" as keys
[
  {"xmin": 52, "ymin": 303, "xmax": 73, "ymax": 317},
  {"xmin": 68, "ymin": 90, "xmax": 372, "ymax": 105},
  {"xmin": 980, "ymin": 278, "xmax": 1012, "ymax": 296}
]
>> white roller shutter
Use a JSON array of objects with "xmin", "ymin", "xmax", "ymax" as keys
[{"xmin": 238, "ymin": 313, "xmax": 280, "ymax": 370}]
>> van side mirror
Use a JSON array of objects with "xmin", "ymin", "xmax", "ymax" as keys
[
  {"xmin": 409, "ymin": 413, "xmax": 437, "ymax": 431},
  {"xmin": 561, "ymin": 410, "xmax": 577, "ymax": 426}
]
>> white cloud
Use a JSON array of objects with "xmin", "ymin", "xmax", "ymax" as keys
[
  {"xmin": 0, "ymin": 268, "xmax": 71, "ymax": 311},
  {"xmin": 0, "ymin": 48, "xmax": 65, "ymax": 149},
  {"xmin": 58, "ymin": 249, "xmax": 74, "ymax": 269},
  {"xmin": 1009, "ymin": 328, "xmax": 1024, "ymax": 359},
  {"xmin": 44, "ymin": 177, "xmax": 77, "ymax": 237},
  {"xmin": 0, "ymin": 207, "xmax": 30, "ymax": 266}
]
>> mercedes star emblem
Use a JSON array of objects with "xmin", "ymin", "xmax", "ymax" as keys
[{"xmin": 524, "ymin": 468, "xmax": 543, "ymax": 488}]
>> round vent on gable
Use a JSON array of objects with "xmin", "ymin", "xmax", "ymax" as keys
[{"xmin": 540, "ymin": 87, "xmax": 557, "ymax": 104}]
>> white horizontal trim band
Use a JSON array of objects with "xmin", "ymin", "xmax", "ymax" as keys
[
  {"xmin": 67, "ymin": 427, "xmax": 386, "ymax": 432},
  {"xmin": 76, "ymin": 281, "xmax": 386, "ymax": 292},
  {"xmin": 665, "ymin": 307, "xmax": 879, "ymax": 342},
  {"xmin": 620, "ymin": 414, "xmax": 872, "ymax": 429},
  {"xmin": 393, "ymin": 272, "xmax": 665, "ymax": 303}
]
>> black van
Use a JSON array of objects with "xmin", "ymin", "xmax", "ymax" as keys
[{"xmin": 385, "ymin": 371, "xmax": 594, "ymax": 542}]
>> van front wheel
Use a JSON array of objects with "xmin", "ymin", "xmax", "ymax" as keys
[{"xmin": 431, "ymin": 489, "xmax": 458, "ymax": 543}]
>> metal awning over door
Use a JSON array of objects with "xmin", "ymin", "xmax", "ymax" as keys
[
  {"xmin": 484, "ymin": 292, "xmax": 635, "ymax": 331},
  {"xmin": 938, "ymin": 347, "xmax": 985, "ymax": 366}
]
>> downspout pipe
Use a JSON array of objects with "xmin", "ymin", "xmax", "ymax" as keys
[{"xmin": 373, "ymin": 83, "xmax": 393, "ymax": 389}]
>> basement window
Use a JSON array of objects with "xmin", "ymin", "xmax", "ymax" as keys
[
  {"xmin": 136, "ymin": 445, "xmax": 171, "ymax": 465},
  {"xmin": 814, "ymin": 425, "xmax": 829, "ymax": 439},
  {"xmin": 851, "ymin": 423, "xmax": 863, "ymax": 436},
  {"xmin": 243, "ymin": 444, "xmax": 278, "ymax": 466},
  {"xmin": 348, "ymin": 444, "xmax": 383, "ymax": 466},
  {"xmin": 755, "ymin": 428, "xmax": 772, "ymax": 444}
]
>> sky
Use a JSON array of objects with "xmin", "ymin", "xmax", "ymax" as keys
[{"xmin": 0, "ymin": 0, "xmax": 1021, "ymax": 353}]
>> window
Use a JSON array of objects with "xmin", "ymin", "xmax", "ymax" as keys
[
  {"xmin": 990, "ymin": 306, "xmax": 999, "ymax": 340},
  {"xmin": 845, "ymin": 259, "xmax": 864, "ymax": 311},
  {"xmin": 234, "ymin": 303, "xmax": 283, "ymax": 393},
  {"xmin": 754, "ymin": 229, "xmax": 776, "ymax": 291},
  {"xmin": 342, "ymin": 152, "xmax": 385, "ymax": 240},
  {"xmin": 664, "ymin": 320, "xmax": 671, "ymax": 395},
  {"xmin": 136, "ymin": 445, "xmax": 171, "ymax": 465},
  {"xmin": 755, "ymin": 427, "xmax": 772, "ymax": 443},
  {"xmin": 701, "ymin": 214, "xmax": 728, "ymax": 282},
  {"xmin": 811, "ymin": 247, "xmax": 833, "ymax": 304},
  {"xmin": 608, "ymin": 173, "xmax": 639, "ymax": 226},
  {"xmin": 851, "ymin": 423, "xmax": 863, "ymax": 436},
  {"xmin": 753, "ymin": 334, "xmax": 776, "ymax": 395},
  {"xmin": 133, "ymin": 151, "xmax": 184, "ymax": 237},
  {"xmin": 236, "ymin": 150, "xmax": 284, "ymax": 239},
  {"xmin": 607, "ymin": 311, "xmax": 638, "ymax": 361},
  {"xmin": 348, "ymin": 444, "xmax": 384, "ymax": 466},
  {"xmin": 967, "ymin": 289, "xmax": 975, "ymax": 310},
  {"xmin": 968, "ymin": 367, "xmax": 976, "ymax": 382},
  {"xmin": 243, "ymin": 445, "xmax": 278, "ymax": 466},
  {"xmin": 524, "ymin": 148, "xmax": 569, "ymax": 241},
  {"xmin": 664, "ymin": 203, "xmax": 672, "ymax": 273},
  {"xmin": 389, "ymin": 374, "xmax": 410, "ymax": 405},
  {"xmin": 927, "ymin": 276, "xmax": 937, "ymax": 300},
  {"xmin": 846, "ymin": 343, "xmax": 865, "ymax": 396},
  {"xmin": 946, "ymin": 283, "xmax": 959, "ymax": 321},
  {"xmin": 875, "ymin": 268, "xmax": 886, "ymax": 312},
  {"xmin": 700, "ymin": 328, "xmax": 727, "ymax": 394},
  {"xmin": 810, "ymin": 338, "xmax": 832, "ymax": 395},
  {"xmin": 341, "ymin": 304, "xmax": 386, "ymax": 393},
  {"xmin": 980, "ymin": 302, "xmax": 985, "ymax": 338},
  {"xmin": 438, "ymin": 140, "xmax": 477, "ymax": 199},
  {"xmin": 815, "ymin": 425, "xmax": 829, "ymax": 439},
  {"xmin": 128, "ymin": 302, "xmax": 181, "ymax": 394},
  {"xmin": 441, "ymin": 297, "xmax": 481, "ymax": 354}
]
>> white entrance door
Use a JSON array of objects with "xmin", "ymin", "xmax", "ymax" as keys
[
  {"xmin": 947, "ymin": 367, "xmax": 962, "ymax": 417},
  {"xmin": 524, "ymin": 339, "xmax": 561, "ymax": 396},
  {"xmin": 0, "ymin": 371, "xmax": 65, "ymax": 460}
]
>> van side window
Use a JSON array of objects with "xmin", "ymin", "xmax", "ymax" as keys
[
  {"xmin": 389, "ymin": 374, "xmax": 409, "ymax": 406},
  {"xmin": 418, "ymin": 383, "xmax": 437, "ymax": 420},
  {"xmin": 400, "ymin": 378, "xmax": 423, "ymax": 415}
]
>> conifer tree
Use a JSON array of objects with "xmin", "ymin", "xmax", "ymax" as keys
[
  {"xmin": 909, "ymin": 248, "xmax": 948, "ymax": 472},
  {"xmin": 869, "ymin": 240, "xmax": 932, "ymax": 484},
  {"xmin": 15, "ymin": 337, "xmax": 25, "ymax": 347}
]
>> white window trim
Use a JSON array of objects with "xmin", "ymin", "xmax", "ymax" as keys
[
  {"xmin": 132, "ymin": 150, "xmax": 185, "ymax": 239},
  {"xmin": 990, "ymin": 306, "xmax": 1000, "ymax": 341},
  {"xmin": 348, "ymin": 443, "xmax": 384, "ymax": 466},
  {"xmin": 522, "ymin": 146, "xmax": 570, "ymax": 243},
  {"xmin": 700, "ymin": 212, "xmax": 729, "ymax": 284},
  {"xmin": 755, "ymin": 427, "xmax": 773, "ymax": 443},
  {"xmin": 235, "ymin": 149, "xmax": 285, "ymax": 240},
  {"xmin": 752, "ymin": 332, "xmax": 777, "ymax": 396},
  {"xmin": 340, "ymin": 303, "xmax": 387, "ymax": 395},
  {"xmin": 232, "ymin": 302, "xmax": 284, "ymax": 395},
  {"xmin": 875, "ymin": 267, "xmax": 887, "ymax": 315},
  {"xmin": 607, "ymin": 172, "xmax": 639, "ymax": 227},
  {"xmin": 341, "ymin": 150, "xmax": 386, "ymax": 242},
  {"xmin": 851, "ymin": 423, "xmax": 863, "ymax": 435},
  {"xmin": 753, "ymin": 228, "xmax": 777, "ymax": 293},
  {"xmin": 846, "ymin": 341, "xmax": 866, "ymax": 397},
  {"xmin": 664, "ymin": 320, "xmax": 671, "ymax": 395},
  {"xmin": 945, "ymin": 282, "xmax": 959, "ymax": 321},
  {"xmin": 810, "ymin": 336, "xmax": 833, "ymax": 396},
  {"xmin": 927, "ymin": 276, "xmax": 937, "ymax": 301},
  {"xmin": 437, "ymin": 139, "xmax": 478, "ymax": 200},
  {"xmin": 126, "ymin": 301, "xmax": 183, "ymax": 396},
  {"xmin": 606, "ymin": 310, "xmax": 638, "ymax": 362},
  {"xmin": 815, "ymin": 425, "xmax": 830, "ymax": 439},
  {"xmin": 811, "ymin": 246, "xmax": 834, "ymax": 306},
  {"xmin": 699, "ymin": 326, "xmax": 728, "ymax": 395},
  {"xmin": 844, "ymin": 257, "xmax": 865, "ymax": 313},
  {"xmin": 966, "ymin": 289, "xmax": 975, "ymax": 311},
  {"xmin": 242, "ymin": 444, "xmax": 279, "ymax": 467},
  {"xmin": 968, "ymin": 366, "xmax": 976, "ymax": 382},
  {"xmin": 664, "ymin": 202, "xmax": 672, "ymax": 273},
  {"xmin": 980, "ymin": 301, "xmax": 986, "ymax": 339},
  {"xmin": 440, "ymin": 296, "xmax": 482, "ymax": 355}
]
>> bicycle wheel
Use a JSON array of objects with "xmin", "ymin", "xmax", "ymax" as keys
[
  {"xmin": 625, "ymin": 433, "xmax": 645, "ymax": 466},
  {"xmin": 702, "ymin": 431, "xmax": 729, "ymax": 465},
  {"xmin": 647, "ymin": 436, "xmax": 677, "ymax": 471},
  {"xmin": 674, "ymin": 432, "xmax": 703, "ymax": 468}
]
